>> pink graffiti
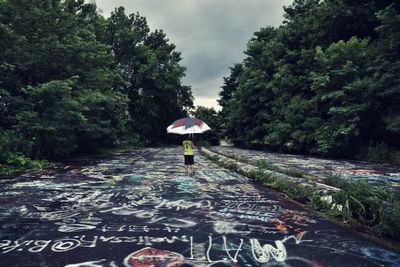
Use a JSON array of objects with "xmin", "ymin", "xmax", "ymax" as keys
[{"xmin": 123, "ymin": 247, "xmax": 184, "ymax": 267}]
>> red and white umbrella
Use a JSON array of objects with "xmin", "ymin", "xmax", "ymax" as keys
[{"xmin": 167, "ymin": 117, "xmax": 211, "ymax": 135}]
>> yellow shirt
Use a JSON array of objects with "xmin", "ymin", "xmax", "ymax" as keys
[{"xmin": 183, "ymin": 140, "xmax": 194, "ymax": 155}]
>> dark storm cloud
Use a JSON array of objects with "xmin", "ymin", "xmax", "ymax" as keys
[{"xmin": 95, "ymin": 0, "xmax": 293, "ymax": 109}]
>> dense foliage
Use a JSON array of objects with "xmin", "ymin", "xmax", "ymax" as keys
[
  {"xmin": 219, "ymin": 0, "xmax": 400, "ymax": 160},
  {"xmin": 193, "ymin": 106, "xmax": 220, "ymax": 146},
  {"xmin": 0, "ymin": 0, "xmax": 193, "ymax": 168}
]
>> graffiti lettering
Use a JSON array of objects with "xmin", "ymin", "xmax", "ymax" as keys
[
  {"xmin": 155, "ymin": 199, "xmax": 212, "ymax": 211},
  {"xmin": 123, "ymin": 247, "xmax": 184, "ymax": 267},
  {"xmin": 65, "ymin": 259, "xmax": 107, "ymax": 267},
  {"xmin": 223, "ymin": 236, "xmax": 243, "ymax": 263},
  {"xmin": 250, "ymin": 239, "xmax": 287, "ymax": 263}
]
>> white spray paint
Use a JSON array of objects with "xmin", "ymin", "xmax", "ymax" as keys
[
  {"xmin": 206, "ymin": 236, "xmax": 213, "ymax": 262},
  {"xmin": 223, "ymin": 236, "xmax": 243, "ymax": 263},
  {"xmin": 65, "ymin": 259, "xmax": 106, "ymax": 267},
  {"xmin": 250, "ymin": 239, "xmax": 287, "ymax": 263}
]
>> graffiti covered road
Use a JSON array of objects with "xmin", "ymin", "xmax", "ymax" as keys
[
  {"xmin": 210, "ymin": 146, "xmax": 400, "ymax": 190},
  {"xmin": 0, "ymin": 147, "xmax": 399, "ymax": 266}
]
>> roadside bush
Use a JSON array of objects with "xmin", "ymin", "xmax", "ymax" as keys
[
  {"xmin": 253, "ymin": 159, "xmax": 307, "ymax": 178},
  {"xmin": 288, "ymin": 185, "xmax": 314, "ymax": 203},
  {"xmin": 0, "ymin": 131, "xmax": 33, "ymax": 162},
  {"xmin": 307, "ymin": 191, "xmax": 331, "ymax": 210},
  {"xmin": 0, "ymin": 131, "xmax": 57, "ymax": 175},
  {"xmin": 377, "ymin": 201, "xmax": 400, "ymax": 239},
  {"xmin": 255, "ymin": 159, "xmax": 271, "ymax": 169},
  {"xmin": 245, "ymin": 169, "xmax": 266, "ymax": 180},
  {"xmin": 285, "ymin": 169, "xmax": 305, "ymax": 178},
  {"xmin": 324, "ymin": 175, "xmax": 345, "ymax": 188},
  {"xmin": 358, "ymin": 142, "xmax": 400, "ymax": 164},
  {"xmin": 334, "ymin": 180, "xmax": 392, "ymax": 225},
  {"xmin": 209, "ymin": 155, "xmax": 220, "ymax": 163},
  {"xmin": 223, "ymin": 161, "xmax": 239, "ymax": 171},
  {"xmin": 0, "ymin": 152, "xmax": 56, "ymax": 175},
  {"xmin": 119, "ymin": 133, "xmax": 143, "ymax": 148}
]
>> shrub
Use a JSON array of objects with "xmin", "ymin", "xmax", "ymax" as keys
[
  {"xmin": 325, "ymin": 174, "xmax": 345, "ymax": 188},
  {"xmin": 120, "ymin": 133, "xmax": 143, "ymax": 147},
  {"xmin": 335, "ymin": 180, "xmax": 392, "ymax": 225},
  {"xmin": 209, "ymin": 155, "xmax": 220, "ymax": 163},
  {"xmin": 376, "ymin": 200, "xmax": 400, "ymax": 239},
  {"xmin": 0, "ymin": 131, "xmax": 33, "ymax": 163},
  {"xmin": 358, "ymin": 142, "xmax": 400, "ymax": 164},
  {"xmin": 255, "ymin": 159, "xmax": 269, "ymax": 169},
  {"xmin": 285, "ymin": 168, "xmax": 305, "ymax": 178},
  {"xmin": 0, "ymin": 152, "xmax": 57, "ymax": 175},
  {"xmin": 254, "ymin": 159, "xmax": 306, "ymax": 178},
  {"xmin": 307, "ymin": 191, "xmax": 330, "ymax": 210}
]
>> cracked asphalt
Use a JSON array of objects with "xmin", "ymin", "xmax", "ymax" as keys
[{"xmin": 0, "ymin": 147, "xmax": 399, "ymax": 266}]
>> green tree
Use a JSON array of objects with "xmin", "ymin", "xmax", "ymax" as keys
[
  {"xmin": 107, "ymin": 8, "xmax": 193, "ymax": 145},
  {"xmin": 193, "ymin": 106, "xmax": 220, "ymax": 145},
  {"xmin": 311, "ymin": 38, "xmax": 376, "ymax": 156},
  {"xmin": 226, "ymin": 27, "xmax": 282, "ymax": 147},
  {"xmin": 0, "ymin": 0, "xmax": 129, "ymax": 159},
  {"xmin": 371, "ymin": 4, "xmax": 400, "ymax": 147},
  {"xmin": 219, "ymin": 0, "xmax": 400, "ymax": 159},
  {"xmin": 16, "ymin": 80, "xmax": 83, "ymax": 158},
  {"xmin": 218, "ymin": 64, "xmax": 243, "ymax": 138}
]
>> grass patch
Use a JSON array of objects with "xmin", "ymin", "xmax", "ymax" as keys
[
  {"xmin": 285, "ymin": 168, "xmax": 305, "ymax": 178},
  {"xmin": 209, "ymin": 155, "xmax": 221, "ymax": 163},
  {"xmin": 209, "ymin": 148, "xmax": 309, "ymax": 179},
  {"xmin": 221, "ymin": 161, "xmax": 239, "ymax": 171},
  {"xmin": 0, "ymin": 153, "xmax": 58, "ymax": 175},
  {"xmin": 308, "ymin": 179, "xmax": 400, "ymax": 240},
  {"xmin": 324, "ymin": 174, "xmax": 346, "ymax": 188},
  {"xmin": 255, "ymin": 159, "xmax": 307, "ymax": 179},
  {"xmin": 204, "ymin": 151, "xmax": 237, "ymax": 170},
  {"xmin": 255, "ymin": 159, "xmax": 277, "ymax": 170}
]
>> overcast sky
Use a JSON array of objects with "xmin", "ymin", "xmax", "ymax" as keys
[{"xmin": 95, "ymin": 0, "xmax": 293, "ymax": 110}]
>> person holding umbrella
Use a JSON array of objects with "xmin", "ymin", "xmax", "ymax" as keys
[
  {"xmin": 166, "ymin": 117, "xmax": 211, "ymax": 175},
  {"xmin": 183, "ymin": 134, "xmax": 195, "ymax": 175}
]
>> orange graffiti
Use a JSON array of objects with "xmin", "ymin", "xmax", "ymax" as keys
[{"xmin": 276, "ymin": 222, "xmax": 291, "ymax": 234}]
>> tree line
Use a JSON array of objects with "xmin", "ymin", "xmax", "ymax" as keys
[
  {"xmin": 0, "ymin": 0, "xmax": 193, "ymax": 168},
  {"xmin": 218, "ymin": 0, "xmax": 400, "ymax": 161}
]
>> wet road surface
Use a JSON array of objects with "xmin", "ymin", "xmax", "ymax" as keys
[{"xmin": 0, "ymin": 147, "xmax": 399, "ymax": 266}]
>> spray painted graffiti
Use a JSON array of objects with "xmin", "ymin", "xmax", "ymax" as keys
[
  {"xmin": 0, "ymin": 147, "xmax": 399, "ymax": 266},
  {"xmin": 210, "ymin": 146, "xmax": 400, "ymax": 190},
  {"xmin": 123, "ymin": 247, "xmax": 185, "ymax": 267}
]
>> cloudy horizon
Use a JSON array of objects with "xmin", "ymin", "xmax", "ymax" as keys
[{"xmin": 95, "ymin": 0, "xmax": 293, "ymax": 110}]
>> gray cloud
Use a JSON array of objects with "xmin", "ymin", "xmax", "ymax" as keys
[{"xmin": 95, "ymin": 0, "xmax": 293, "ymax": 109}]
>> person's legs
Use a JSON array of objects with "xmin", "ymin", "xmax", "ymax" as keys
[
  {"xmin": 184, "ymin": 155, "xmax": 189, "ymax": 174},
  {"xmin": 185, "ymin": 165, "xmax": 189, "ymax": 174},
  {"xmin": 191, "ymin": 164, "xmax": 195, "ymax": 174},
  {"xmin": 189, "ymin": 155, "xmax": 195, "ymax": 174}
]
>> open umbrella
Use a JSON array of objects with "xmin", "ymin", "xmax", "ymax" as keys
[{"xmin": 167, "ymin": 117, "xmax": 211, "ymax": 135}]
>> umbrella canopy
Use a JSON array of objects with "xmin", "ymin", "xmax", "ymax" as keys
[{"xmin": 167, "ymin": 117, "xmax": 211, "ymax": 135}]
